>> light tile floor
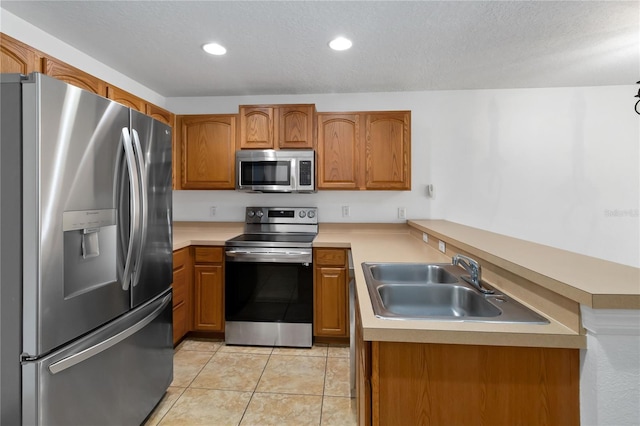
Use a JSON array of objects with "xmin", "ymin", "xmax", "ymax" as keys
[{"xmin": 145, "ymin": 338, "xmax": 356, "ymax": 426}]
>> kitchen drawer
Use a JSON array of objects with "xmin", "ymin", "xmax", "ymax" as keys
[
  {"xmin": 194, "ymin": 246, "xmax": 223, "ymax": 264},
  {"xmin": 314, "ymin": 249, "xmax": 346, "ymax": 266},
  {"xmin": 173, "ymin": 247, "xmax": 190, "ymax": 269},
  {"xmin": 172, "ymin": 273, "xmax": 187, "ymax": 307},
  {"xmin": 172, "ymin": 302, "xmax": 188, "ymax": 345}
]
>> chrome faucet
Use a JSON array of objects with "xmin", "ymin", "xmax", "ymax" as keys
[{"xmin": 452, "ymin": 254, "xmax": 494, "ymax": 294}]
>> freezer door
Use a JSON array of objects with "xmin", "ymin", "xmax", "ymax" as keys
[
  {"xmin": 22, "ymin": 73, "xmax": 131, "ymax": 356},
  {"xmin": 22, "ymin": 292, "xmax": 173, "ymax": 426},
  {"xmin": 129, "ymin": 110, "xmax": 173, "ymax": 307}
]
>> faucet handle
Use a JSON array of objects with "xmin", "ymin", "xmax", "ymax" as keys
[
  {"xmin": 452, "ymin": 254, "xmax": 494, "ymax": 294},
  {"xmin": 452, "ymin": 254, "xmax": 480, "ymax": 276}
]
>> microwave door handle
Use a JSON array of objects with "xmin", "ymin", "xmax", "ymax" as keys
[
  {"xmin": 130, "ymin": 129, "xmax": 147, "ymax": 288},
  {"xmin": 120, "ymin": 127, "xmax": 140, "ymax": 291},
  {"xmin": 290, "ymin": 158, "xmax": 298, "ymax": 190}
]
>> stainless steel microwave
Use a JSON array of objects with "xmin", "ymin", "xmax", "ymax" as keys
[{"xmin": 235, "ymin": 149, "xmax": 316, "ymax": 193}]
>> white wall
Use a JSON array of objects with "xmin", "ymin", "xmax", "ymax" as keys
[
  {"xmin": 1, "ymin": 10, "xmax": 166, "ymax": 106},
  {"xmin": 169, "ymin": 87, "xmax": 639, "ymax": 267},
  {"xmin": 4, "ymin": 8, "xmax": 638, "ymax": 267},
  {"xmin": 580, "ymin": 307, "xmax": 640, "ymax": 425}
]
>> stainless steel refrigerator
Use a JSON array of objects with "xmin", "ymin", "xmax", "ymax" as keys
[{"xmin": 1, "ymin": 72, "xmax": 173, "ymax": 425}]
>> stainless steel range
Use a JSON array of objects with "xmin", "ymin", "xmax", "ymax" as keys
[{"xmin": 225, "ymin": 207, "xmax": 318, "ymax": 347}]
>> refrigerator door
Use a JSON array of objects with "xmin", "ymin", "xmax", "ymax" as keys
[
  {"xmin": 22, "ymin": 73, "xmax": 132, "ymax": 357},
  {"xmin": 22, "ymin": 292, "xmax": 173, "ymax": 426},
  {"xmin": 129, "ymin": 110, "xmax": 173, "ymax": 308}
]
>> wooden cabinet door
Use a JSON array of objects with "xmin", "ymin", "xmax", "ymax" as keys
[
  {"xmin": 364, "ymin": 112, "xmax": 411, "ymax": 190},
  {"xmin": 106, "ymin": 85, "xmax": 145, "ymax": 112},
  {"xmin": 146, "ymin": 103, "xmax": 174, "ymax": 126},
  {"xmin": 277, "ymin": 105, "xmax": 315, "ymax": 149},
  {"xmin": 314, "ymin": 266, "xmax": 348, "ymax": 337},
  {"xmin": 193, "ymin": 264, "xmax": 224, "ymax": 332},
  {"xmin": 172, "ymin": 248, "xmax": 192, "ymax": 345},
  {"xmin": 42, "ymin": 57, "xmax": 107, "ymax": 96},
  {"xmin": 1, "ymin": 33, "xmax": 41, "ymax": 74},
  {"xmin": 317, "ymin": 113, "xmax": 361, "ymax": 189},
  {"xmin": 178, "ymin": 114, "xmax": 237, "ymax": 189},
  {"xmin": 239, "ymin": 106, "xmax": 274, "ymax": 149},
  {"xmin": 372, "ymin": 342, "xmax": 579, "ymax": 426},
  {"xmin": 314, "ymin": 248, "xmax": 349, "ymax": 338}
]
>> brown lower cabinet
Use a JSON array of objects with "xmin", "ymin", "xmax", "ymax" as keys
[
  {"xmin": 192, "ymin": 247, "xmax": 225, "ymax": 332},
  {"xmin": 172, "ymin": 246, "xmax": 224, "ymax": 345},
  {"xmin": 356, "ymin": 317, "xmax": 580, "ymax": 425},
  {"xmin": 313, "ymin": 248, "xmax": 349, "ymax": 339},
  {"xmin": 172, "ymin": 247, "xmax": 192, "ymax": 345}
]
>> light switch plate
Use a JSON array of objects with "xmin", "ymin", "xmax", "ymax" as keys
[
  {"xmin": 422, "ymin": 233, "xmax": 429, "ymax": 243},
  {"xmin": 438, "ymin": 240, "xmax": 446, "ymax": 253}
]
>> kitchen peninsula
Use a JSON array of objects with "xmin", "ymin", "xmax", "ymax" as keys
[{"xmin": 173, "ymin": 219, "xmax": 640, "ymax": 425}]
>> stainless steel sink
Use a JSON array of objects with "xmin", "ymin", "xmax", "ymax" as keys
[
  {"xmin": 368, "ymin": 263, "xmax": 458, "ymax": 284},
  {"xmin": 362, "ymin": 262, "xmax": 549, "ymax": 324},
  {"xmin": 377, "ymin": 284, "xmax": 501, "ymax": 317}
]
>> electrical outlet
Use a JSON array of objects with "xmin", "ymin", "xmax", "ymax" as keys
[
  {"xmin": 422, "ymin": 233, "xmax": 429, "ymax": 243},
  {"xmin": 342, "ymin": 206, "xmax": 350, "ymax": 217},
  {"xmin": 209, "ymin": 206, "xmax": 217, "ymax": 217},
  {"xmin": 398, "ymin": 207, "xmax": 406, "ymax": 219},
  {"xmin": 438, "ymin": 240, "xmax": 446, "ymax": 253}
]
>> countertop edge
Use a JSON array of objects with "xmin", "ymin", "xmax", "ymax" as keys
[
  {"xmin": 408, "ymin": 220, "xmax": 640, "ymax": 310},
  {"xmin": 171, "ymin": 221, "xmax": 614, "ymax": 349}
]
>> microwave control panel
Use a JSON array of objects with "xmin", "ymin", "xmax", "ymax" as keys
[{"xmin": 299, "ymin": 161, "xmax": 312, "ymax": 186}]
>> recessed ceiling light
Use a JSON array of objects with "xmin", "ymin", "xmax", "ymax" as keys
[
  {"xmin": 203, "ymin": 43, "xmax": 227, "ymax": 55},
  {"xmin": 329, "ymin": 37, "xmax": 352, "ymax": 51}
]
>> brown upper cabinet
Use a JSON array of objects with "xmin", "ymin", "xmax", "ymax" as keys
[
  {"xmin": 1, "ymin": 33, "xmax": 42, "ymax": 74},
  {"xmin": 239, "ymin": 104, "xmax": 315, "ymax": 149},
  {"xmin": 177, "ymin": 114, "xmax": 238, "ymax": 190},
  {"xmin": 106, "ymin": 85, "xmax": 174, "ymax": 126},
  {"xmin": 42, "ymin": 57, "xmax": 107, "ymax": 96},
  {"xmin": 146, "ymin": 103, "xmax": 174, "ymax": 127},
  {"xmin": 317, "ymin": 113, "xmax": 361, "ymax": 190},
  {"xmin": 364, "ymin": 111, "xmax": 411, "ymax": 190},
  {"xmin": 107, "ymin": 85, "xmax": 146, "ymax": 112},
  {"xmin": 317, "ymin": 111, "xmax": 411, "ymax": 190},
  {"xmin": 277, "ymin": 105, "xmax": 316, "ymax": 149}
]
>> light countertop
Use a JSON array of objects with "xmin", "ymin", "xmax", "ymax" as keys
[
  {"xmin": 409, "ymin": 220, "xmax": 640, "ymax": 310},
  {"xmin": 173, "ymin": 222, "xmax": 244, "ymax": 250},
  {"xmin": 171, "ymin": 221, "xmax": 615, "ymax": 349},
  {"xmin": 316, "ymin": 223, "xmax": 585, "ymax": 348}
]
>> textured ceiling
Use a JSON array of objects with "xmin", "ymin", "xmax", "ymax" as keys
[{"xmin": 2, "ymin": 1, "xmax": 638, "ymax": 97}]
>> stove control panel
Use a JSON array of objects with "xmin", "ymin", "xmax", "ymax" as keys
[{"xmin": 245, "ymin": 207, "xmax": 318, "ymax": 225}]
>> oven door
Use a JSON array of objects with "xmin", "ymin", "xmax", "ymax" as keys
[{"xmin": 224, "ymin": 248, "xmax": 313, "ymax": 347}]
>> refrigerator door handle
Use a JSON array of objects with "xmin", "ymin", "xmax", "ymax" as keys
[
  {"xmin": 121, "ymin": 127, "xmax": 141, "ymax": 291},
  {"xmin": 48, "ymin": 294, "xmax": 172, "ymax": 375},
  {"xmin": 130, "ymin": 129, "xmax": 147, "ymax": 288}
]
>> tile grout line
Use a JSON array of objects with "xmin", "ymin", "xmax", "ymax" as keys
[
  {"xmin": 160, "ymin": 341, "xmax": 352, "ymax": 425},
  {"xmin": 152, "ymin": 342, "xmax": 220, "ymax": 426},
  {"xmin": 319, "ymin": 349, "xmax": 329, "ymax": 426},
  {"xmin": 237, "ymin": 345, "xmax": 274, "ymax": 425}
]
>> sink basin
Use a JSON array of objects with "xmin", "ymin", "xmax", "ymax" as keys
[
  {"xmin": 368, "ymin": 263, "xmax": 458, "ymax": 284},
  {"xmin": 362, "ymin": 262, "xmax": 549, "ymax": 324},
  {"xmin": 377, "ymin": 284, "xmax": 501, "ymax": 318}
]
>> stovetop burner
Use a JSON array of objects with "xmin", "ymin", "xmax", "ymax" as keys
[{"xmin": 226, "ymin": 207, "xmax": 318, "ymax": 249}]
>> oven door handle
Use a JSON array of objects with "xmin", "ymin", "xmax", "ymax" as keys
[{"xmin": 225, "ymin": 249, "xmax": 312, "ymax": 264}]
